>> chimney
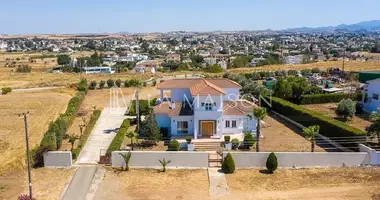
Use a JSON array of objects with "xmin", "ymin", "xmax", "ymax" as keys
[{"xmin": 170, "ymin": 101, "xmax": 176, "ymax": 110}]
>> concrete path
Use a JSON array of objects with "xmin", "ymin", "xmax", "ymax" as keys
[
  {"xmin": 62, "ymin": 166, "xmax": 98, "ymax": 200},
  {"xmin": 208, "ymin": 168, "xmax": 230, "ymax": 198},
  {"xmin": 76, "ymin": 107, "xmax": 126, "ymax": 164}
]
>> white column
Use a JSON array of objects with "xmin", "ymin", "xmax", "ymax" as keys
[
  {"xmin": 160, "ymin": 90, "xmax": 164, "ymax": 100},
  {"xmin": 194, "ymin": 119, "xmax": 198, "ymax": 139}
]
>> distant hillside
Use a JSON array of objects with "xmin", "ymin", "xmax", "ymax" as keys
[{"xmin": 285, "ymin": 20, "xmax": 380, "ymax": 32}]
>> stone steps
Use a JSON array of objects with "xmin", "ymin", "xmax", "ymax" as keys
[{"xmin": 193, "ymin": 142, "xmax": 222, "ymax": 151}]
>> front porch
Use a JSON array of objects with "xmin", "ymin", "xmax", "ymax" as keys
[{"xmin": 171, "ymin": 134, "xmax": 244, "ymax": 143}]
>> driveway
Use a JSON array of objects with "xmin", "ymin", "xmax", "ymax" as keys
[
  {"xmin": 75, "ymin": 107, "xmax": 127, "ymax": 164},
  {"xmin": 62, "ymin": 166, "xmax": 97, "ymax": 200}
]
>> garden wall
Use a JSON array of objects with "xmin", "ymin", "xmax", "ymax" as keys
[
  {"xmin": 359, "ymin": 144, "xmax": 380, "ymax": 165},
  {"xmin": 43, "ymin": 151, "xmax": 72, "ymax": 168},
  {"xmin": 112, "ymin": 151, "xmax": 209, "ymax": 168},
  {"xmin": 223, "ymin": 152, "xmax": 370, "ymax": 168}
]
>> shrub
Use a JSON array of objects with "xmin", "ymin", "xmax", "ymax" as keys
[
  {"xmin": 261, "ymin": 96, "xmax": 366, "ymax": 148},
  {"xmin": 168, "ymin": 140, "xmax": 180, "ymax": 151},
  {"xmin": 127, "ymin": 99, "xmax": 157, "ymax": 115},
  {"xmin": 115, "ymin": 79, "xmax": 122, "ymax": 87},
  {"xmin": 77, "ymin": 78, "xmax": 88, "ymax": 92},
  {"xmin": 40, "ymin": 131, "xmax": 57, "ymax": 151},
  {"xmin": 287, "ymin": 69, "xmax": 298, "ymax": 76},
  {"xmin": 89, "ymin": 80, "xmax": 97, "ymax": 90},
  {"xmin": 143, "ymin": 82, "xmax": 147, "ymax": 87},
  {"xmin": 152, "ymin": 79, "xmax": 157, "ymax": 86},
  {"xmin": 76, "ymin": 110, "xmax": 102, "ymax": 149},
  {"xmin": 18, "ymin": 194, "xmax": 35, "ymax": 200},
  {"xmin": 266, "ymin": 152, "xmax": 278, "ymax": 173},
  {"xmin": 336, "ymin": 99, "xmax": 356, "ymax": 119},
  {"xmin": 300, "ymin": 69, "xmax": 311, "ymax": 76},
  {"xmin": 99, "ymin": 80, "xmax": 105, "ymax": 89},
  {"xmin": 71, "ymin": 148, "xmax": 81, "ymax": 160},
  {"xmin": 243, "ymin": 132, "xmax": 255, "ymax": 149},
  {"xmin": 224, "ymin": 135, "xmax": 231, "ymax": 143},
  {"xmin": 222, "ymin": 152, "xmax": 235, "ymax": 174},
  {"xmin": 129, "ymin": 79, "xmax": 142, "ymax": 87},
  {"xmin": 231, "ymin": 138, "xmax": 239, "ymax": 149},
  {"xmin": 311, "ymin": 67, "xmax": 321, "ymax": 73},
  {"xmin": 299, "ymin": 93, "xmax": 362, "ymax": 104},
  {"xmin": 106, "ymin": 119, "xmax": 130, "ymax": 155},
  {"xmin": 16, "ymin": 64, "xmax": 31, "ymax": 73},
  {"xmin": 124, "ymin": 80, "xmax": 130, "ymax": 87},
  {"xmin": 107, "ymin": 79, "xmax": 115, "ymax": 88},
  {"xmin": 185, "ymin": 136, "xmax": 192, "ymax": 144},
  {"xmin": 1, "ymin": 87, "xmax": 12, "ymax": 95}
]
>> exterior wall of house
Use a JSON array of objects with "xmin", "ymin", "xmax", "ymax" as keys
[
  {"xmin": 193, "ymin": 95, "xmax": 223, "ymax": 111},
  {"xmin": 364, "ymin": 81, "xmax": 380, "ymax": 112},
  {"xmin": 156, "ymin": 114, "xmax": 171, "ymax": 128},
  {"xmin": 170, "ymin": 115, "xmax": 194, "ymax": 135},
  {"xmin": 221, "ymin": 88, "xmax": 240, "ymax": 101},
  {"xmin": 193, "ymin": 112, "xmax": 223, "ymax": 139},
  {"xmin": 171, "ymin": 88, "xmax": 193, "ymax": 101}
]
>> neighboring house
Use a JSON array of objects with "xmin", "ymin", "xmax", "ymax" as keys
[
  {"xmin": 154, "ymin": 79, "xmax": 258, "ymax": 139},
  {"xmin": 133, "ymin": 60, "xmax": 158, "ymax": 73},
  {"xmin": 363, "ymin": 78, "xmax": 380, "ymax": 113},
  {"xmin": 83, "ymin": 66, "xmax": 115, "ymax": 74},
  {"xmin": 166, "ymin": 54, "xmax": 181, "ymax": 62}
]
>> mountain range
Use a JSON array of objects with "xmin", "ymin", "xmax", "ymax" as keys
[{"xmin": 285, "ymin": 20, "xmax": 380, "ymax": 32}]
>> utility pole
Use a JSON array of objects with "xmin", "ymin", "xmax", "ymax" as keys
[
  {"xmin": 20, "ymin": 112, "xmax": 32, "ymax": 199},
  {"xmin": 135, "ymin": 88, "xmax": 140, "ymax": 134},
  {"xmin": 342, "ymin": 49, "xmax": 346, "ymax": 73}
]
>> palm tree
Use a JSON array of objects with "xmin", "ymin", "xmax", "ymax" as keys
[
  {"xmin": 158, "ymin": 158, "xmax": 171, "ymax": 172},
  {"xmin": 126, "ymin": 131, "xmax": 138, "ymax": 150},
  {"xmin": 253, "ymin": 107, "xmax": 267, "ymax": 152},
  {"xmin": 68, "ymin": 135, "xmax": 77, "ymax": 150},
  {"xmin": 119, "ymin": 152, "xmax": 132, "ymax": 171},
  {"xmin": 303, "ymin": 125, "xmax": 320, "ymax": 152}
]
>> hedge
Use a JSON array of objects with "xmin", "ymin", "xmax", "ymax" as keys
[
  {"xmin": 127, "ymin": 99, "xmax": 157, "ymax": 116},
  {"xmin": 106, "ymin": 119, "xmax": 130, "ymax": 155},
  {"xmin": 34, "ymin": 92, "xmax": 85, "ymax": 166},
  {"xmin": 299, "ymin": 92, "xmax": 363, "ymax": 105},
  {"xmin": 72, "ymin": 110, "xmax": 102, "ymax": 159},
  {"xmin": 261, "ymin": 97, "xmax": 366, "ymax": 148}
]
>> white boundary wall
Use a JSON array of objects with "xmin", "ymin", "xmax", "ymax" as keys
[
  {"xmin": 112, "ymin": 151, "xmax": 209, "ymax": 168},
  {"xmin": 223, "ymin": 152, "xmax": 370, "ymax": 168},
  {"xmin": 43, "ymin": 151, "xmax": 72, "ymax": 168},
  {"xmin": 359, "ymin": 144, "xmax": 380, "ymax": 165}
]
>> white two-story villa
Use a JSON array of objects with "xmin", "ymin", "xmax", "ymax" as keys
[{"xmin": 154, "ymin": 78, "xmax": 257, "ymax": 139}]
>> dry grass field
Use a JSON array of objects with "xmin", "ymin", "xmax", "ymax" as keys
[
  {"xmin": 94, "ymin": 168, "xmax": 209, "ymax": 200},
  {"xmin": 0, "ymin": 167, "xmax": 75, "ymax": 200},
  {"xmin": 0, "ymin": 89, "xmax": 73, "ymax": 175},
  {"xmin": 228, "ymin": 60, "xmax": 380, "ymax": 73},
  {"xmin": 302, "ymin": 103, "xmax": 372, "ymax": 131},
  {"xmin": 260, "ymin": 114, "xmax": 325, "ymax": 152},
  {"xmin": 224, "ymin": 167, "xmax": 380, "ymax": 200}
]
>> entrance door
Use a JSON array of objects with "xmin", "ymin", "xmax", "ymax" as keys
[{"xmin": 201, "ymin": 121, "xmax": 214, "ymax": 137}]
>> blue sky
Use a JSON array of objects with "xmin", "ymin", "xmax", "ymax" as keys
[{"xmin": 1, "ymin": 0, "xmax": 380, "ymax": 34}]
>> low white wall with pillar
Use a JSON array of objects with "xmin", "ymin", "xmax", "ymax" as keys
[
  {"xmin": 43, "ymin": 151, "xmax": 72, "ymax": 168},
  {"xmin": 359, "ymin": 144, "xmax": 380, "ymax": 165},
  {"xmin": 223, "ymin": 152, "xmax": 370, "ymax": 168},
  {"xmin": 112, "ymin": 151, "xmax": 209, "ymax": 168}
]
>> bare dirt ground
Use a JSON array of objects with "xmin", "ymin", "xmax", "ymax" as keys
[
  {"xmin": 0, "ymin": 89, "xmax": 73, "ymax": 175},
  {"xmin": 94, "ymin": 168, "xmax": 209, "ymax": 200},
  {"xmin": 224, "ymin": 167, "xmax": 380, "ymax": 200},
  {"xmin": 302, "ymin": 103, "xmax": 372, "ymax": 131},
  {"xmin": 260, "ymin": 114, "xmax": 325, "ymax": 152},
  {"xmin": 0, "ymin": 167, "xmax": 75, "ymax": 200}
]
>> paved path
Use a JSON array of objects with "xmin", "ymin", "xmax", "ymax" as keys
[
  {"xmin": 62, "ymin": 166, "xmax": 98, "ymax": 200},
  {"xmin": 76, "ymin": 107, "xmax": 126, "ymax": 164},
  {"xmin": 208, "ymin": 168, "xmax": 230, "ymax": 198}
]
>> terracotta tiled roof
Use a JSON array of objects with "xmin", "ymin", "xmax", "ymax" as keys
[
  {"xmin": 223, "ymin": 100, "xmax": 258, "ymax": 115},
  {"xmin": 156, "ymin": 78, "xmax": 241, "ymax": 96},
  {"xmin": 189, "ymin": 80, "xmax": 226, "ymax": 96},
  {"xmin": 154, "ymin": 101, "xmax": 193, "ymax": 116}
]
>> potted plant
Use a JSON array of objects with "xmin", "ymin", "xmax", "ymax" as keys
[
  {"xmin": 185, "ymin": 136, "xmax": 194, "ymax": 151},
  {"xmin": 231, "ymin": 138, "xmax": 240, "ymax": 150},
  {"xmin": 224, "ymin": 135, "xmax": 232, "ymax": 150}
]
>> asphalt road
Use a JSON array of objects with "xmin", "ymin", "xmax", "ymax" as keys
[{"xmin": 62, "ymin": 166, "xmax": 98, "ymax": 200}]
